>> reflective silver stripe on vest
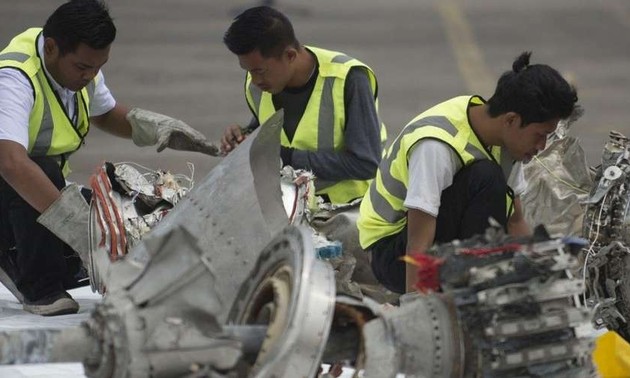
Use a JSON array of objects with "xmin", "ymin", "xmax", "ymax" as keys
[
  {"xmin": 371, "ymin": 115, "xmax": 479, "ymax": 223},
  {"xmin": 465, "ymin": 142, "xmax": 489, "ymax": 161},
  {"xmin": 30, "ymin": 74, "xmax": 54, "ymax": 156},
  {"xmin": 248, "ymin": 81, "xmax": 262, "ymax": 117},
  {"xmin": 0, "ymin": 51, "xmax": 55, "ymax": 156},
  {"xmin": 248, "ymin": 77, "xmax": 336, "ymax": 151},
  {"xmin": 0, "ymin": 52, "xmax": 29, "ymax": 62},
  {"xmin": 318, "ymin": 76, "xmax": 335, "ymax": 151},
  {"xmin": 247, "ymin": 52, "xmax": 372, "ymax": 194},
  {"xmin": 48, "ymin": 154, "xmax": 66, "ymax": 164},
  {"xmin": 331, "ymin": 54, "xmax": 352, "ymax": 64},
  {"xmin": 248, "ymin": 53, "xmax": 347, "ymax": 155},
  {"xmin": 314, "ymin": 53, "xmax": 350, "ymax": 191}
]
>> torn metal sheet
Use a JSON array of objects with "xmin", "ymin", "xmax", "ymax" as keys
[
  {"xmin": 522, "ymin": 136, "xmax": 593, "ymax": 236},
  {"xmin": 0, "ymin": 111, "xmax": 291, "ymax": 376},
  {"xmin": 88, "ymin": 162, "xmax": 194, "ymax": 293},
  {"xmin": 89, "ymin": 110, "xmax": 288, "ymax": 322}
]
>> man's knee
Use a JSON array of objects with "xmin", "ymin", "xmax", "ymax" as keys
[
  {"xmin": 466, "ymin": 159, "xmax": 504, "ymax": 183},
  {"xmin": 369, "ymin": 234, "xmax": 407, "ymax": 294},
  {"xmin": 456, "ymin": 159, "xmax": 507, "ymax": 197},
  {"xmin": 437, "ymin": 159, "xmax": 508, "ymax": 241},
  {"xmin": 30, "ymin": 156, "xmax": 65, "ymax": 189}
]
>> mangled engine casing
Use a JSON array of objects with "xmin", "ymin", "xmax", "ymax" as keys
[
  {"xmin": 520, "ymin": 113, "xmax": 594, "ymax": 237},
  {"xmin": 0, "ymin": 109, "xmax": 338, "ymax": 378},
  {"xmin": 88, "ymin": 111, "xmax": 288, "ymax": 323},
  {"xmin": 583, "ymin": 131, "xmax": 630, "ymax": 340},
  {"xmin": 357, "ymin": 228, "xmax": 595, "ymax": 378},
  {"xmin": 75, "ymin": 108, "xmax": 334, "ymax": 377},
  {"xmin": 0, "ymin": 112, "xmax": 600, "ymax": 378},
  {"xmin": 583, "ymin": 131, "xmax": 630, "ymax": 245}
]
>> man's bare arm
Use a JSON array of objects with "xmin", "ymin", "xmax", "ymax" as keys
[
  {"xmin": 405, "ymin": 208, "xmax": 437, "ymax": 292},
  {"xmin": 90, "ymin": 103, "xmax": 132, "ymax": 138}
]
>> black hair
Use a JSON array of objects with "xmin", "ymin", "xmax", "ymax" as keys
[
  {"xmin": 223, "ymin": 6, "xmax": 299, "ymax": 58},
  {"xmin": 487, "ymin": 51, "xmax": 578, "ymax": 126},
  {"xmin": 43, "ymin": 0, "xmax": 116, "ymax": 56}
]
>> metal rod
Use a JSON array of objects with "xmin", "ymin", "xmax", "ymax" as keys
[
  {"xmin": 0, "ymin": 326, "xmax": 95, "ymax": 364},
  {"xmin": 0, "ymin": 324, "xmax": 268, "ymax": 365},
  {"xmin": 1, "ymin": 323, "xmax": 357, "ymax": 367}
]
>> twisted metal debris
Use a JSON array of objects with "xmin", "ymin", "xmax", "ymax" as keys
[{"xmin": 583, "ymin": 131, "xmax": 630, "ymax": 340}]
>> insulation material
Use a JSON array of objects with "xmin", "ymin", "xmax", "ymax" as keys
[{"xmin": 522, "ymin": 136, "xmax": 593, "ymax": 236}]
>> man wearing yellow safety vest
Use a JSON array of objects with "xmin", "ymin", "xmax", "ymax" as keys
[
  {"xmin": 0, "ymin": 0, "xmax": 218, "ymax": 316},
  {"xmin": 220, "ymin": 6, "xmax": 386, "ymax": 204},
  {"xmin": 358, "ymin": 52, "xmax": 578, "ymax": 294}
]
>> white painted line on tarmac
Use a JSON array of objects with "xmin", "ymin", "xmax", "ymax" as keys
[{"xmin": 435, "ymin": 0, "xmax": 494, "ymax": 97}]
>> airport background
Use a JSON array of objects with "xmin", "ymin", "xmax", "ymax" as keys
[
  {"xmin": 1, "ymin": 1, "xmax": 629, "ymax": 376},
  {"xmin": 2, "ymin": 0, "xmax": 628, "ymax": 186}
]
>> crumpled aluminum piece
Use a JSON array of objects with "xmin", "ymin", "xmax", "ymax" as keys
[
  {"xmin": 91, "ymin": 162, "xmax": 193, "ymax": 260},
  {"xmin": 280, "ymin": 166, "xmax": 395, "ymax": 301},
  {"xmin": 521, "ymin": 109, "xmax": 593, "ymax": 236},
  {"xmin": 114, "ymin": 162, "xmax": 192, "ymax": 206},
  {"xmin": 114, "ymin": 163, "xmax": 193, "ymax": 246},
  {"xmin": 280, "ymin": 166, "xmax": 315, "ymax": 225},
  {"xmin": 521, "ymin": 136, "xmax": 593, "ymax": 236}
]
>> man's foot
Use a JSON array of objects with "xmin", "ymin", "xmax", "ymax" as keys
[{"xmin": 23, "ymin": 291, "xmax": 79, "ymax": 316}]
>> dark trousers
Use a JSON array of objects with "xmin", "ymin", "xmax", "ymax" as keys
[
  {"xmin": 0, "ymin": 157, "xmax": 82, "ymax": 301},
  {"xmin": 370, "ymin": 160, "xmax": 508, "ymax": 294}
]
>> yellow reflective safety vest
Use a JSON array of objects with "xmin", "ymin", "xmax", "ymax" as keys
[
  {"xmin": 358, "ymin": 95, "xmax": 515, "ymax": 249},
  {"xmin": 245, "ymin": 46, "xmax": 387, "ymax": 204},
  {"xmin": 0, "ymin": 28, "xmax": 94, "ymax": 176}
]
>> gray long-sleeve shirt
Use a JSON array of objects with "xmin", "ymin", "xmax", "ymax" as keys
[{"xmin": 246, "ymin": 66, "xmax": 383, "ymax": 183}]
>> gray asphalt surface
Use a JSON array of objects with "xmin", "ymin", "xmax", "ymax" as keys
[{"xmin": 1, "ymin": 0, "xmax": 628, "ymax": 184}]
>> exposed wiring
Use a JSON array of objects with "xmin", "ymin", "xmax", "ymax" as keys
[
  {"xmin": 582, "ymin": 192, "xmax": 607, "ymax": 307},
  {"xmin": 532, "ymin": 155, "xmax": 590, "ymax": 194}
]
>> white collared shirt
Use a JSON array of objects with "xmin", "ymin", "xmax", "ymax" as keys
[
  {"xmin": 404, "ymin": 139, "xmax": 527, "ymax": 217},
  {"xmin": 0, "ymin": 33, "xmax": 115, "ymax": 149}
]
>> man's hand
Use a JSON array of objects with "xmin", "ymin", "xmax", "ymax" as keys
[
  {"xmin": 126, "ymin": 108, "xmax": 220, "ymax": 156},
  {"xmin": 221, "ymin": 124, "xmax": 247, "ymax": 154},
  {"xmin": 37, "ymin": 184, "xmax": 90, "ymax": 265},
  {"xmin": 507, "ymin": 196, "xmax": 531, "ymax": 236}
]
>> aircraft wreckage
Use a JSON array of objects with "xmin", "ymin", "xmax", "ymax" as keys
[{"xmin": 0, "ymin": 110, "xmax": 629, "ymax": 377}]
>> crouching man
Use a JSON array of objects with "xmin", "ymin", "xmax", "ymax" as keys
[{"xmin": 0, "ymin": 0, "xmax": 218, "ymax": 315}]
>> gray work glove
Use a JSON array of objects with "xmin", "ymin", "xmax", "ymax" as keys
[
  {"xmin": 127, "ymin": 108, "xmax": 220, "ymax": 156},
  {"xmin": 37, "ymin": 184, "xmax": 90, "ymax": 265}
]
